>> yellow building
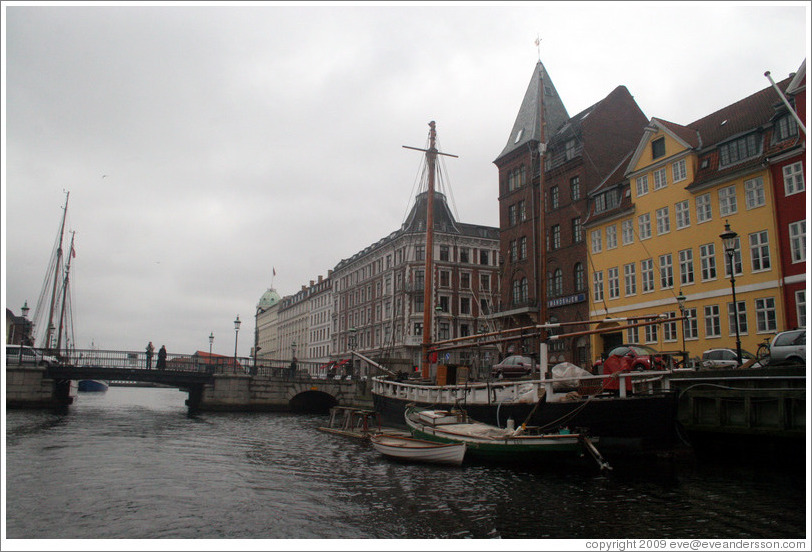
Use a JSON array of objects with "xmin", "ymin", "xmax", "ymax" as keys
[{"xmin": 584, "ymin": 77, "xmax": 798, "ymax": 363}]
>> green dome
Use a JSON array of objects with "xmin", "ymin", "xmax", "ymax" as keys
[{"xmin": 257, "ymin": 288, "xmax": 280, "ymax": 309}]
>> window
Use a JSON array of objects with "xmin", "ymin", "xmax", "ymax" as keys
[
  {"xmin": 415, "ymin": 245, "xmax": 425, "ymax": 261},
  {"xmin": 574, "ymin": 262, "xmax": 585, "ymax": 291},
  {"xmin": 572, "ymin": 217, "xmax": 583, "ymax": 243},
  {"xmin": 565, "ymin": 139, "xmax": 576, "ymax": 160},
  {"xmin": 507, "ymin": 165, "xmax": 526, "ymax": 191},
  {"xmin": 479, "ymin": 274, "xmax": 490, "ymax": 291},
  {"xmin": 460, "ymin": 248, "xmax": 470, "ymax": 263},
  {"xmin": 414, "ymin": 322, "xmax": 422, "ymax": 336},
  {"xmin": 440, "ymin": 245, "xmax": 450, "ymax": 261},
  {"xmin": 672, "ymin": 159, "xmax": 687, "ymax": 183},
  {"xmin": 606, "ymin": 225, "xmax": 618, "ymax": 249},
  {"xmin": 520, "ymin": 236, "xmax": 528, "ymax": 259},
  {"xmin": 755, "ymin": 297, "xmax": 777, "ymax": 333},
  {"xmin": 675, "ymin": 200, "xmax": 691, "ymax": 229},
  {"xmin": 663, "ymin": 312, "xmax": 678, "ymax": 342},
  {"xmin": 641, "ymin": 258, "xmax": 655, "ymax": 293},
  {"xmin": 718, "ymin": 186, "xmax": 738, "ymax": 216},
  {"xmin": 749, "ymin": 231, "xmax": 771, "ymax": 272},
  {"xmin": 659, "ymin": 254, "xmax": 674, "ymax": 289},
  {"xmin": 652, "ymin": 137, "xmax": 665, "ymax": 159},
  {"xmin": 704, "ymin": 305, "xmax": 721, "ymax": 338},
  {"xmin": 745, "ymin": 177, "xmax": 766, "ymax": 209},
  {"xmin": 438, "ymin": 296, "xmax": 450, "ymax": 312},
  {"xmin": 460, "ymin": 297, "xmax": 471, "ymax": 315},
  {"xmin": 656, "ymin": 207, "xmax": 670, "ymax": 235},
  {"xmin": 719, "ymin": 133, "xmax": 761, "ymax": 167},
  {"xmin": 783, "ymin": 162, "xmax": 805, "ymax": 196},
  {"xmin": 509, "ymin": 204, "xmax": 518, "ymax": 226},
  {"xmin": 774, "ymin": 114, "xmax": 798, "ymax": 142},
  {"xmin": 439, "ymin": 270, "xmax": 450, "ymax": 287},
  {"xmin": 722, "ymin": 236, "xmax": 743, "ymax": 277},
  {"xmin": 796, "ymin": 290, "xmax": 806, "ymax": 328},
  {"xmin": 636, "ymin": 175, "xmax": 649, "ymax": 197},
  {"xmin": 479, "ymin": 249, "xmax": 488, "ymax": 265},
  {"xmin": 653, "ymin": 167, "xmax": 667, "ymax": 190},
  {"xmin": 460, "ymin": 272, "xmax": 470, "ymax": 290},
  {"xmin": 509, "ymin": 240, "xmax": 517, "ymax": 262},
  {"xmin": 696, "ymin": 193, "xmax": 712, "ymax": 223},
  {"xmin": 699, "ymin": 244, "xmax": 717, "ymax": 281},
  {"xmin": 591, "ymin": 230, "xmax": 602, "ymax": 254},
  {"xmin": 608, "ymin": 267, "xmax": 620, "ymax": 299},
  {"xmin": 550, "ymin": 269, "xmax": 563, "ymax": 296},
  {"xmin": 645, "ymin": 323, "xmax": 658, "ymax": 344},
  {"xmin": 789, "ymin": 220, "xmax": 806, "ymax": 263},
  {"xmin": 727, "ymin": 301, "xmax": 748, "ymax": 336},
  {"xmin": 551, "ymin": 225, "xmax": 561, "ymax": 250},
  {"xmin": 627, "ymin": 326, "xmax": 639, "ymax": 344},
  {"xmin": 512, "ymin": 279, "xmax": 522, "ymax": 305},
  {"xmin": 593, "ymin": 271, "xmax": 604, "ymax": 302},
  {"xmin": 570, "ymin": 176, "xmax": 581, "ymax": 200},
  {"xmin": 622, "ymin": 219, "xmax": 634, "ymax": 245},
  {"xmin": 550, "ymin": 186, "xmax": 559, "ymax": 209},
  {"xmin": 624, "ymin": 263, "xmax": 636, "ymax": 296},
  {"xmin": 414, "ymin": 295, "xmax": 424, "ymax": 313},
  {"xmin": 679, "ymin": 249, "xmax": 694, "ymax": 285},
  {"xmin": 638, "ymin": 213, "xmax": 652, "ymax": 240},
  {"xmin": 685, "ymin": 307, "xmax": 698, "ymax": 340}
]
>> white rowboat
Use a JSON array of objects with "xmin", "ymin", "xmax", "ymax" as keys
[{"xmin": 370, "ymin": 433, "xmax": 466, "ymax": 466}]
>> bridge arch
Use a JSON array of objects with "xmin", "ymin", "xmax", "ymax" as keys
[{"xmin": 287, "ymin": 382, "xmax": 342, "ymax": 413}]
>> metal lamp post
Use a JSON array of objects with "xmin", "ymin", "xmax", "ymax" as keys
[
  {"xmin": 208, "ymin": 331, "xmax": 214, "ymax": 372},
  {"xmin": 720, "ymin": 222, "xmax": 743, "ymax": 366},
  {"xmin": 677, "ymin": 289, "xmax": 687, "ymax": 365},
  {"xmin": 233, "ymin": 315, "xmax": 241, "ymax": 373}
]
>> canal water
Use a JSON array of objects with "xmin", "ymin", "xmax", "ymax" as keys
[{"xmin": 4, "ymin": 386, "xmax": 807, "ymax": 542}]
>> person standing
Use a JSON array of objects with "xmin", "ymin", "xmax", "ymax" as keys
[
  {"xmin": 157, "ymin": 345, "xmax": 167, "ymax": 370},
  {"xmin": 146, "ymin": 341, "xmax": 154, "ymax": 370}
]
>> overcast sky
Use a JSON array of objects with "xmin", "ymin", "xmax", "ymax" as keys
[{"xmin": 2, "ymin": 1, "xmax": 808, "ymax": 357}]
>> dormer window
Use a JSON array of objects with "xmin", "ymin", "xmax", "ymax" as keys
[
  {"xmin": 514, "ymin": 128, "xmax": 524, "ymax": 144},
  {"xmin": 719, "ymin": 133, "xmax": 761, "ymax": 168},
  {"xmin": 774, "ymin": 114, "xmax": 798, "ymax": 142},
  {"xmin": 565, "ymin": 139, "xmax": 576, "ymax": 161},
  {"xmin": 651, "ymin": 137, "xmax": 666, "ymax": 159}
]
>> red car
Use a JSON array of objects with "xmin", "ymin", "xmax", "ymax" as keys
[{"xmin": 596, "ymin": 345, "xmax": 666, "ymax": 392}]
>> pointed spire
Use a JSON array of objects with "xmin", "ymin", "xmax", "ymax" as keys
[{"xmin": 495, "ymin": 61, "xmax": 569, "ymax": 163}]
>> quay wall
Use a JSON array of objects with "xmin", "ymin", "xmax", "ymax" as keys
[
  {"xmin": 5, "ymin": 365, "xmax": 75, "ymax": 408},
  {"xmin": 194, "ymin": 373, "xmax": 373, "ymax": 412}
]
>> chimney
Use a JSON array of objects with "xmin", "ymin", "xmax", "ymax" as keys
[
  {"xmin": 310, "ymin": 280, "xmax": 315, "ymax": 287},
  {"xmin": 318, "ymin": 275, "xmax": 323, "ymax": 283}
]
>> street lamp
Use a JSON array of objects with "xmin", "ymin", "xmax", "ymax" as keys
[
  {"xmin": 348, "ymin": 328, "xmax": 357, "ymax": 379},
  {"xmin": 208, "ymin": 331, "xmax": 214, "ymax": 371},
  {"xmin": 676, "ymin": 289, "xmax": 687, "ymax": 364},
  {"xmin": 720, "ymin": 222, "xmax": 743, "ymax": 366},
  {"xmin": 233, "ymin": 315, "xmax": 241, "ymax": 373}
]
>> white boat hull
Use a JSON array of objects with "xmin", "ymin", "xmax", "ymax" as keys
[{"xmin": 370, "ymin": 434, "xmax": 466, "ymax": 466}]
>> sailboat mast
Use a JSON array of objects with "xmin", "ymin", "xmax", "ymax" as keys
[
  {"xmin": 55, "ymin": 231, "xmax": 76, "ymax": 356},
  {"xmin": 46, "ymin": 191, "xmax": 69, "ymax": 351},
  {"xmin": 422, "ymin": 121, "xmax": 438, "ymax": 369}
]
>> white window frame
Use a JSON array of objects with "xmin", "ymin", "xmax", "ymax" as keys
[
  {"xmin": 591, "ymin": 229, "xmax": 602, "ymax": 254},
  {"xmin": 656, "ymin": 206, "xmax": 670, "ymax": 235},
  {"xmin": 636, "ymin": 175, "xmax": 649, "ymax": 197},
  {"xmin": 749, "ymin": 230, "xmax": 771, "ymax": 272},
  {"xmin": 653, "ymin": 167, "xmax": 668, "ymax": 190},
  {"xmin": 663, "ymin": 312, "xmax": 678, "ymax": 342},
  {"xmin": 659, "ymin": 254, "xmax": 674, "ymax": 289},
  {"xmin": 685, "ymin": 307, "xmax": 698, "ymax": 340},
  {"xmin": 722, "ymin": 236, "xmax": 743, "ymax": 277},
  {"xmin": 718, "ymin": 185, "xmax": 738, "ymax": 217},
  {"xmin": 608, "ymin": 267, "xmax": 620, "ymax": 299},
  {"xmin": 622, "ymin": 219, "xmax": 634, "ymax": 245},
  {"xmin": 727, "ymin": 300, "xmax": 748, "ymax": 336},
  {"xmin": 606, "ymin": 224, "xmax": 618, "ymax": 249},
  {"xmin": 704, "ymin": 305, "xmax": 721, "ymax": 338},
  {"xmin": 645, "ymin": 323, "xmax": 658, "ymax": 344},
  {"xmin": 783, "ymin": 161, "xmax": 805, "ymax": 196},
  {"xmin": 696, "ymin": 193, "xmax": 712, "ymax": 223},
  {"xmin": 638, "ymin": 213, "xmax": 652, "ymax": 240},
  {"xmin": 624, "ymin": 263, "xmax": 636, "ymax": 296},
  {"xmin": 679, "ymin": 248, "xmax": 695, "ymax": 286},
  {"xmin": 755, "ymin": 297, "xmax": 777, "ymax": 333},
  {"xmin": 593, "ymin": 271, "xmax": 604, "ymax": 302},
  {"xmin": 641, "ymin": 258, "xmax": 655, "ymax": 293},
  {"xmin": 672, "ymin": 159, "xmax": 687, "ymax": 183},
  {"xmin": 627, "ymin": 326, "xmax": 639, "ymax": 344},
  {"xmin": 699, "ymin": 243, "xmax": 717, "ymax": 281},
  {"xmin": 675, "ymin": 200, "xmax": 691, "ymax": 229},
  {"xmin": 745, "ymin": 177, "xmax": 766, "ymax": 209},
  {"xmin": 796, "ymin": 290, "xmax": 806, "ymax": 329},
  {"xmin": 789, "ymin": 220, "xmax": 806, "ymax": 263}
]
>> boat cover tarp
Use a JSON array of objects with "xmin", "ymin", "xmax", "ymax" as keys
[{"xmin": 551, "ymin": 362, "xmax": 593, "ymax": 390}]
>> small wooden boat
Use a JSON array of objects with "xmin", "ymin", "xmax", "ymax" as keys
[
  {"xmin": 370, "ymin": 433, "xmax": 466, "ymax": 466},
  {"xmin": 404, "ymin": 405, "xmax": 610, "ymax": 470}
]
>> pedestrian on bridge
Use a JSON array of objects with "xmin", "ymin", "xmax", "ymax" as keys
[
  {"xmin": 157, "ymin": 345, "xmax": 167, "ymax": 370},
  {"xmin": 146, "ymin": 342, "xmax": 155, "ymax": 369}
]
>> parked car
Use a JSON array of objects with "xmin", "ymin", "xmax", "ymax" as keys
[
  {"xmin": 491, "ymin": 355, "xmax": 535, "ymax": 379},
  {"xmin": 769, "ymin": 329, "xmax": 806, "ymax": 364},
  {"xmin": 701, "ymin": 348, "xmax": 757, "ymax": 369},
  {"xmin": 5, "ymin": 345, "xmax": 58, "ymax": 367},
  {"xmin": 597, "ymin": 344, "xmax": 666, "ymax": 392}
]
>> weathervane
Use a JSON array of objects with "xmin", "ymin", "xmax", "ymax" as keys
[{"xmin": 535, "ymin": 34, "xmax": 541, "ymax": 61}]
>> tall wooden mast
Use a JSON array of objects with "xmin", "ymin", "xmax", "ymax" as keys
[
  {"xmin": 403, "ymin": 121, "xmax": 457, "ymax": 375},
  {"xmin": 46, "ymin": 191, "xmax": 69, "ymax": 351}
]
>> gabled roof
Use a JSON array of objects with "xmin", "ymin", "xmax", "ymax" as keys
[
  {"xmin": 495, "ymin": 61, "xmax": 569, "ymax": 163},
  {"xmin": 785, "ymin": 59, "xmax": 805, "ymax": 96}
]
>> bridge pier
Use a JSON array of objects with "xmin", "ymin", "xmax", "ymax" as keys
[{"xmin": 5, "ymin": 365, "xmax": 75, "ymax": 409}]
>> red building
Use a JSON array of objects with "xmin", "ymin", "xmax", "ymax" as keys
[{"xmin": 767, "ymin": 60, "xmax": 806, "ymax": 330}]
